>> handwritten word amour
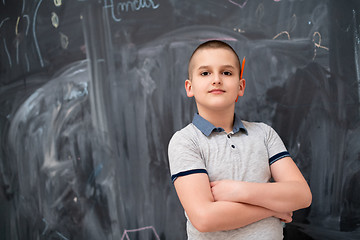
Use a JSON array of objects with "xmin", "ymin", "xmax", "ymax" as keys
[{"xmin": 104, "ymin": 0, "xmax": 160, "ymax": 22}]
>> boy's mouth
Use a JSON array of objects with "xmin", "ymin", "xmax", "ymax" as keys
[{"xmin": 209, "ymin": 89, "xmax": 225, "ymax": 94}]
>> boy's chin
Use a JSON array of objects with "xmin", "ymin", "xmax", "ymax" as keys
[{"xmin": 198, "ymin": 102, "xmax": 236, "ymax": 112}]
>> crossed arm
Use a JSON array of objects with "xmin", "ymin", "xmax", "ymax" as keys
[{"xmin": 173, "ymin": 157, "xmax": 312, "ymax": 233}]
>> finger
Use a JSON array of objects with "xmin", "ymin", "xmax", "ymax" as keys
[
  {"xmin": 210, "ymin": 181, "xmax": 218, "ymax": 187},
  {"xmin": 280, "ymin": 218, "xmax": 292, "ymax": 223}
]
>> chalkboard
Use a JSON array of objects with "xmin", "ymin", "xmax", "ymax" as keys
[{"xmin": 1, "ymin": 0, "xmax": 360, "ymax": 239}]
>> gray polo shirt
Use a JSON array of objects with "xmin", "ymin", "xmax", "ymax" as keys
[{"xmin": 168, "ymin": 114, "xmax": 290, "ymax": 240}]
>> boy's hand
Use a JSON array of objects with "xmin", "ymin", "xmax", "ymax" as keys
[
  {"xmin": 210, "ymin": 180, "xmax": 245, "ymax": 202},
  {"xmin": 273, "ymin": 211, "xmax": 293, "ymax": 223}
]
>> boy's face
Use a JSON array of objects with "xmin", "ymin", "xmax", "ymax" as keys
[{"xmin": 185, "ymin": 48, "xmax": 245, "ymax": 113}]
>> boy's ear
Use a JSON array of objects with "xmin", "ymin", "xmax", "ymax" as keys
[
  {"xmin": 185, "ymin": 79, "xmax": 194, "ymax": 97},
  {"xmin": 238, "ymin": 78, "xmax": 246, "ymax": 97}
]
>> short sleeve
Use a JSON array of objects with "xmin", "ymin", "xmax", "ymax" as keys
[
  {"xmin": 264, "ymin": 124, "xmax": 291, "ymax": 165},
  {"xmin": 168, "ymin": 129, "xmax": 207, "ymax": 183}
]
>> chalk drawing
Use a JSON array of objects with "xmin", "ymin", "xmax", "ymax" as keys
[
  {"xmin": 312, "ymin": 31, "xmax": 329, "ymax": 60},
  {"xmin": 353, "ymin": 9, "xmax": 360, "ymax": 107},
  {"xmin": 233, "ymin": 27, "xmax": 245, "ymax": 33},
  {"xmin": 51, "ymin": 12, "xmax": 59, "ymax": 28},
  {"xmin": 16, "ymin": 40, "xmax": 19, "ymax": 64},
  {"xmin": 272, "ymin": 30, "xmax": 329, "ymax": 60},
  {"xmin": 21, "ymin": 0, "xmax": 25, "ymax": 13},
  {"xmin": 55, "ymin": 231, "xmax": 69, "ymax": 240},
  {"xmin": 25, "ymin": 52, "xmax": 30, "ymax": 72},
  {"xmin": 273, "ymin": 31, "xmax": 291, "ymax": 40},
  {"xmin": 60, "ymin": 32, "xmax": 69, "ymax": 49},
  {"xmin": 0, "ymin": 17, "xmax": 9, "ymax": 29},
  {"xmin": 230, "ymin": 0, "xmax": 280, "ymax": 8},
  {"xmin": 54, "ymin": 0, "xmax": 62, "ymax": 7},
  {"xmin": 120, "ymin": 226, "xmax": 160, "ymax": 240},
  {"xmin": 313, "ymin": 32, "xmax": 328, "ymax": 50},
  {"xmin": 200, "ymin": 37, "xmax": 237, "ymax": 42},
  {"xmin": 255, "ymin": 3, "xmax": 264, "ymax": 23},
  {"xmin": 33, "ymin": 0, "xmax": 45, "ymax": 67},
  {"xmin": 24, "ymin": 15, "xmax": 30, "ymax": 35},
  {"xmin": 15, "ymin": 16, "xmax": 20, "ymax": 35},
  {"xmin": 41, "ymin": 218, "xmax": 49, "ymax": 235},
  {"xmin": 228, "ymin": 0, "xmax": 248, "ymax": 8},
  {"xmin": 87, "ymin": 163, "xmax": 103, "ymax": 184},
  {"xmin": 288, "ymin": 14, "xmax": 297, "ymax": 33},
  {"xmin": 15, "ymin": 17, "xmax": 20, "ymax": 65},
  {"xmin": 3, "ymin": 38, "xmax": 12, "ymax": 67}
]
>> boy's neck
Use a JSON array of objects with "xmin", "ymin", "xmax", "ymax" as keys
[{"xmin": 198, "ymin": 109, "xmax": 235, "ymax": 133}]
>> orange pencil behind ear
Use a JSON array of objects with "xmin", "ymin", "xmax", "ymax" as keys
[
  {"xmin": 240, "ymin": 57, "xmax": 246, "ymax": 79},
  {"xmin": 236, "ymin": 57, "xmax": 246, "ymax": 103}
]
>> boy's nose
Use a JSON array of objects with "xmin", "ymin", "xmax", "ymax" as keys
[{"xmin": 212, "ymin": 74, "xmax": 222, "ymax": 85}]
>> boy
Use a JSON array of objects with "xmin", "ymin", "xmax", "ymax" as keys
[{"xmin": 168, "ymin": 40, "xmax": 312, "ymax": 239}]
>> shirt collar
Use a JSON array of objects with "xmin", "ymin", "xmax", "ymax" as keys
[{"xmin": 192, "ymin": 113, "xmax": 248, "ymax": 137}]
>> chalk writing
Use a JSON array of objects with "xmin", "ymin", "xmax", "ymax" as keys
[
  {"xmin": 120, "ymin": 226, "xmax": 160, "ymax": 240},
  {"xmin": 103, "ymin": 0, "xmax": 160, "ymax": 22}
]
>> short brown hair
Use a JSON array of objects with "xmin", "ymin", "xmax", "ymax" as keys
[{"xmin": 188, "ymin": 40, "xmax": 241, "ymax": 79}]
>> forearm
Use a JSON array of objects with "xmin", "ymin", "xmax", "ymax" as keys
[
  {"xmin": 173, "ymin": 173, "xmax": 288, "ymax": 233},
  {"xmin": 192, "ymin": 200, "xmax": 276, "ymax": 232},
  {"xmin": 240, "ymin": 181, "xmax": 312, "ymax": 213},
  {"xmin": 211, "ymin": 157, "xmax": 312, "ymax": 213}
]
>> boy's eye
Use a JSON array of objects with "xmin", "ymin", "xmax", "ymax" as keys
[
  {"xmin": 201, "ymin": 72, "xmax": 210, "ymax": 76},
  {"xmin": 223, "ymin": 71, "xmax": 232, "ymax": 76}
]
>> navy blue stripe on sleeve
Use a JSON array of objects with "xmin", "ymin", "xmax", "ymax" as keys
[
  {"xmin": 171, "ymin": 169, "xmax": 208, "ymax": 183},
  {"xmin": 269, "ymin": 151, "xmax": 291, "ymax": 165}
]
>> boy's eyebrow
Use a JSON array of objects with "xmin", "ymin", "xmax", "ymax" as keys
[{"xmin": 196, "ymin": 64, "xmax": 236, "ymax": 70}]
